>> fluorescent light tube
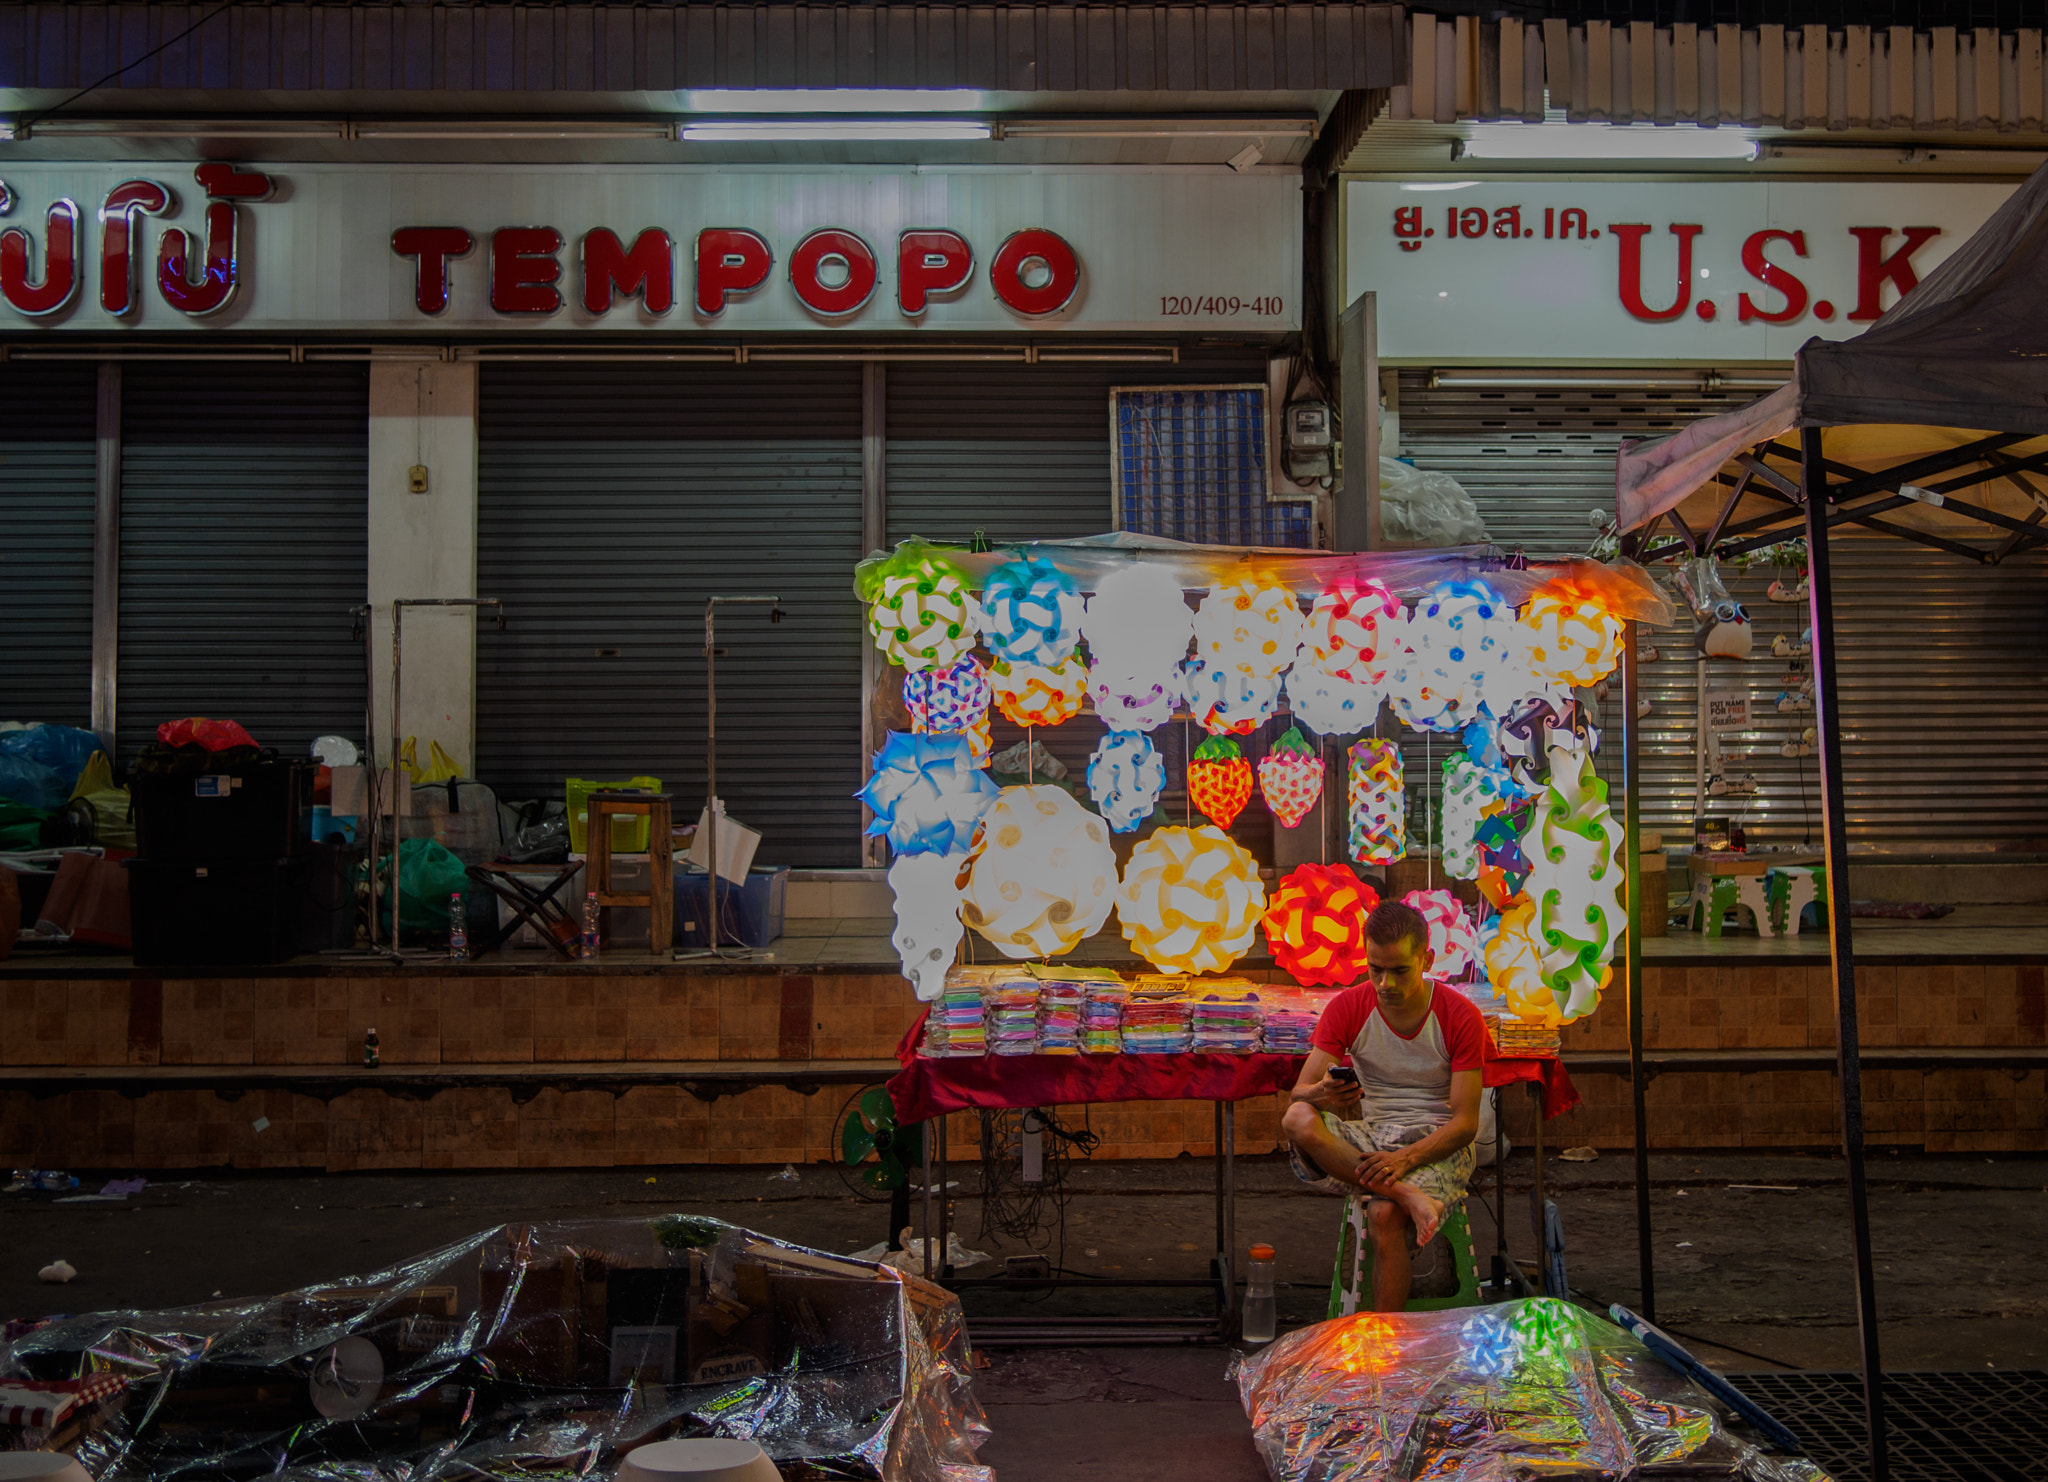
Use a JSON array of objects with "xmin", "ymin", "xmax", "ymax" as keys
[
  {"xmin": 684, "ymin": 89, "xmax": 985, "ymax": 114},
  {"xmin": 680, "ymin": 119, "xmax": 990, "ymax": 142},
  {"xmin": 1456, "ymin": 123, "xmax": 1758, "ymax": 161}
]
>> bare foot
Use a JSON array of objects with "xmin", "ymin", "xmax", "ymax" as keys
[{"xmin": 1390, "ymin": 1184, "xmax": 1444, "ymax": 1247}]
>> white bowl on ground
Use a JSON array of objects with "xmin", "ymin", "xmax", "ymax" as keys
[{"xmin": 618, "ymin": 1438, "xmax": 781, "ymax": 1482}]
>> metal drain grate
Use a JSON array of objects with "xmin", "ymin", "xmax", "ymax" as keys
[{"xmin": 1726, "ymin": 1371, "xmax": 2048, "ymax": 1482}]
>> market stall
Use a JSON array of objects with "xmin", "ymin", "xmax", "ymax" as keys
[
  {"xmin": 850, "ymin": 532, "xmax": 1659, "ymax": 1330},
  {"xmin": 1613, "ymin": 160, "xmax": 2048, "ymax": 1479}
]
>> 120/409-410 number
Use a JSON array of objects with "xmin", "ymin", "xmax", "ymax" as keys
[{"xmin": 1160, "ymin": 295, "xmax": 1284, "ymax": 316}]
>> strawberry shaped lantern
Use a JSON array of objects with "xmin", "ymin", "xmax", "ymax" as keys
[
  {"xmin": 1256, "ymin": 725, "xmax": 1324, "ymax": 829},
  {"xmin": 1187, "ymin": 735, "xmax": 1254, "ymax": 829}
]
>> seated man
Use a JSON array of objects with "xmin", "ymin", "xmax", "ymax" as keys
[{"xmin": 1280, "ymin": 899, "xmax": 1487, "ymax": 1313}]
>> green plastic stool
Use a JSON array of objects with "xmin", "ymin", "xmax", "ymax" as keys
[
  {"xmin": 1327, "ymin": 1196, "xmax": 1481, "ymax": 1316},
  {"xmin": 1684, "ymin": 875, "xmax": 1741, "ymax": 938}
]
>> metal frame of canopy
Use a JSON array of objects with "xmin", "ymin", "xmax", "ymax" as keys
[{"xmin": 1616, "ymin": 426, "xmax": 2048, "ymax": 1482}]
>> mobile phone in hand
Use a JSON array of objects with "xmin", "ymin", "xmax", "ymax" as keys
[{"xmin": 1329, "ymin": 1066, "xmax": 1359, "ymax": 1085}]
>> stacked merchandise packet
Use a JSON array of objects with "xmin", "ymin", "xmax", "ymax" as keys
[
  {"xmin": 1029, "ymin": 971, "xmax": 1090, "ymax": 1055},
  {"xmin": 1077, "ymin": 975, "xmax": 1129, "ymax": 1054},
  {"xmin": 1187, "ymin": 978, "xmax": 1263, "ymax": 1054},
  {"xmin": 1258, "ymin": 987, "xmax": 1325, "ymax": 1055},
  {"xmin": 986, "ymin": 974, "xmax": 1043, "ymax": 1055},
  {"xmin": 919, "ymin": 965, "xmax": 999, "ymax": 1058},
  {"xmin": 1121, "ymin": 976, "xmax": 1193, "ymax": 1054}
]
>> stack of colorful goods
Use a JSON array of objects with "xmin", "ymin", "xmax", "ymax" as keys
[
  {"xmin": 1121, "ymin": 977, "xmax": 1193, "ymax": 1053},
  {"xmin": 1258, "ymin": 989, "xmax": 1324, "ymax": 1055},
  {"xmin": 1189, "ymin": 980, "xmax": 1264, "ymax": 1054},
  {"xmin": 1036, "ymin": 978, "xmax": 1085, "ymax": 1054},
  {"xmin": 1492, "ymin": 1017, "xmax": 1562, "ymax": 1056},
  {"xmin": 1080, "ymin": 979, "xmax": 1129, "ymax": 1053},
  {"xmin": 986, "ymin": 976, "xmax": 1043, "ymax": 1055},
  {"xmin": 921, "ymin": 966, "xmax": 996, "ymax": 1056}
]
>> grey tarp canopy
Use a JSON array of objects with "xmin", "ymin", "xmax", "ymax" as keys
[{"xmin": 1616, "ymin": 159, "xmax": 2048, "ymax": 534}]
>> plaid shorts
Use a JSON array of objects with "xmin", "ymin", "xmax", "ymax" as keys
[{"xmin": 1287, "ymin": 1110, "xmax": 1475, "ymax": 1208}]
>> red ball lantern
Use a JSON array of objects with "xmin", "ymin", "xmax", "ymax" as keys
[{"xmin": 1262, "ymin": 861, "xmax": 1381, "ymax": 988}]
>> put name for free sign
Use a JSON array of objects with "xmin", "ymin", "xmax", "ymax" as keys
[{"xmin": 1346, "ymin": 179, "xmax": 2014, "ymax": 362}]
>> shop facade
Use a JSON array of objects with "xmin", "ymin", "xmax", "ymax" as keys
[
  {"xmin": 1340, "ymin": 163, "xmax": 2048, "ymax": 859},
  {"xmin": 3, "ymin": 157, "xmax": 1319, "ymax": 869}
]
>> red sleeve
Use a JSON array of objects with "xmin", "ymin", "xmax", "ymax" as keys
[
  {"xmin": 1311, "ymin": 987, "xmax": 1375, "ymax": 1059},
  {"xmin": 1431, "ymin": 984, "xmax": 1488, "ymax": 1074}
]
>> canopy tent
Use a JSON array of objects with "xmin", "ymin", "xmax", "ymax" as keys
[{"xmin": 1609, "ymin": 163, "xmax": 2048, "ymax": 1482}]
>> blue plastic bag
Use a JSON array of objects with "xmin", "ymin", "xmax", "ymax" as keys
[{"xmin": 0, "ymin": 724, "xmax": 101, "ymax": 808}]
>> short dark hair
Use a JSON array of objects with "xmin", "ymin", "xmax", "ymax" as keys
[{"xmin": 1365, "ymin": 899, "xmax": 1430, "ymax": 956}]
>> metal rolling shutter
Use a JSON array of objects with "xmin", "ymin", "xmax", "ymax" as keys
[
  {"xmin": 884, "ymin": 357, "xmax": 1278, "ymax": 545},
  {"xmin": 1, "ymin": 365, "xmax": 97, "ymax": 729},
  {"xmin": 476, "ymin": 364, "xmax": 864, "ymax": 868},
  {"xmin": 116, "ymin": 364, "xmax": 369, "ymax": 761},
  {"xmin": 1396, "ymin": 370, "xmax": 2048, "ymax": 852}
]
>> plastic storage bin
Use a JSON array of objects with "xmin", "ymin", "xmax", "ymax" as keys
[
  {"xmin": 125, "ymin": 856, "xmax": 313, "ymax": 966},
  {"xmin": 132, "ymin": 757, "xmax": 311, "ymax": 862},
  {"xmin": 675, "ymin": 866, "xmax": 788, "ymax": 948},
  {"xmin": 566, "ymin": 776, "xmax": 661, "ymax": 855}
]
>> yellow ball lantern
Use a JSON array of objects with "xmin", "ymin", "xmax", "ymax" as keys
[{"xmin": 1115, "ymin": 824, "xmax": 1267, "ymax": 976}]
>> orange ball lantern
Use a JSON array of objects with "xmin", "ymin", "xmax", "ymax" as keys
[
  {"xmin": 1263, "ymin": 861, "xmax": 1381, "ymax": 988},
  {"xmin": 1187, "ymin": 735, "xmax": 1254, "ymax": 828}
]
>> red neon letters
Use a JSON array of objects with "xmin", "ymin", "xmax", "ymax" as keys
[
  {"xmin": 491, "ymin": 227, "xmax": 565, "ymax": 314},
  {"xmin": 391, "ymin": 227, "xmax": 475, "ymax": 315},
  {"xmin": 989, "ymin": 228, "xmax": 1081, "ymax": 316},
  {"xmin": 582, "ymin": 228, "xmax": 675, "ymax": 315},
  {"xmin": 695, "ymin": 228, "xmax": 773, "ymax": 316},
  {"xmin": 788, "ymin": 228, "xmax": 878, "ymax": 317},
  {"xmin": 0, "ymin": 198, "xmax": 81, "ymax": 316},
  {"xmin": 896, "ymin": 229, "xmax": 974, "ymax": 315}
]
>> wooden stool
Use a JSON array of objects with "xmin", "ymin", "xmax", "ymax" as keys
[{"xmin": 586, "ymin": 791, "xmax": 674, "ymax": 953}]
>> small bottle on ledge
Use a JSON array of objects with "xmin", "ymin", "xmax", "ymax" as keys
[{"xmin": 363, "ymin": 1028, "xmax": 380, "ymax": 1069}]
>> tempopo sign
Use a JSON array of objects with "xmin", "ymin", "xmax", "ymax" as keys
[
  {"xmin": 0, "ymin": 163, "xmax": 1302, "ymax": 334},
  {"xmin": 1346, "ymin": 179, "xmax": 2014, "ymax": 362}
]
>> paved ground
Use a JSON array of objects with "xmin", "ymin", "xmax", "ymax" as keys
[{"xmin": 3, "ymin": 1148, "xmax": 2042, "ymax": 1480}]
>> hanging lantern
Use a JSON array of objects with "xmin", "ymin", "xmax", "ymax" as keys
[
  {"xmin": 1115, "ymin": 824, "xmax": 1267, "ymax": 975},
  {"xmin": 959, "ymin": 785, "xmax": 1119, "ymax": 958},
  {"xmin": 903, "ymin": 652, "xmax": 992, "ymax": 736},
  {"xmin": 1285, "ymin": 663, "xmax": 1382, "ymax": 739},
  {"xmin": 1518, "ymin": 739, "xmax": 1626, "ymax": 1023},
  {"xmin": 1441, "ymin": 753, "xmax": 1519, "ymax": 881},
  {"xmin": 888, "ymin": 852, "xmax": 966, "ymax": 1001},
  {"xmin": 863, "ymin": 545, "xmax": 979, "ymax": 672},
  {"xmin": 1304, "ymin": 578, "xmax": 1407, "ymax": 688},
  {"xmin": 1390, "ymin": 582, "xmax": 1519, "ymax": 734},
  {"xmin": 1483, "ymin": 897, "xmax": 1557, "ymax": 1026},
  {"xmin": 856, "ymin": 731, "xmax": 1001, "ymax": 857},
  {"xmin": 1263, "ymin": 861, "xmax": 1379, "ymax": 987},
  {"xmin": 1401, "ymin": 888, "xmax": 1478, "ymax": 980},
  {"xmin": 1087, "ymin": 659, "xmax": 1181, "ymax": 733},
  {"xmin": 1191, "ymin": 575, "xmax": 1304, "ymax": 679},
  {"xmin": 1086, "ymin": 731, "xmax": 1167, "ymax": 834},
  {"xmin": 1183, "ymin": 658, "xmax": 1282, "ymax": 735},
  {"xmin": 1521, "ymin": 584, "xmax": 1625, "ymax": 688},
  {"xmin": 1257, "ymin": 725, "xmax": 1324, "ymax": 829},
  {"xmin": 1347, "ymin": 739, "xmax": 1404, "ymax": 865},
  {"xmin": 979, "ymin": 554, "xmax": 1083, "ymax": 666},
  {"xmin": 990, "ymin": 655, "xmax": 1089, "ymax": 728},
  {"xmin": 1083, "ymin": 562, "xmax": 1193, "ymax": 673},
  {"xmin": 1187, "ymin": 735, "xmax": 1254, "ymax": 828}
]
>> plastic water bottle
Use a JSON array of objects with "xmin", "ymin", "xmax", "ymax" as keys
[
  {"xmin": 448, "ymin": 891, "xmax": 468, "ymax": 960},
  {"xmin": 583, "ymin": 891, "xmax": 601, "ymax": 959},
  {"xmin": 1242, "ymin": 1242, "xmax": 1277, "ymax": 1344}
]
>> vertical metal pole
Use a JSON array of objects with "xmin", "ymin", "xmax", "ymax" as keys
[
  {"xmin": 1801, "ymin": 425, "xmax": 1888, "ymax": 1480},
  {"xmin": 1220, "ymin": 1101, "xmax": 1237, "ymax": 1329},
  {"xmin": 1622, "ymin": 621, "xmax": 1655, "ymax": 1320},
  {"xmin": 705, "ymin": 600, "xmax": 719, "ymax": 950},
  {"xmin": 921, "ymin": 1119, "xmax": 935, "ymax": 1280},
  {"xmin": 389, "ymin": 602, "xmax": 405, "ymax": 953},
  {"xmin": 91, "ymin": 362, "xmax": 121, "ymax": 751},
  {"xmin": 860, "ymin": 364, "xmax": 887, "ymax": 866}
]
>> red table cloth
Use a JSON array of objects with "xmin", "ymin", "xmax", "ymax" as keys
[{"xmin": 887, "ymin": 1011, "xmax": 1580, "ymax": 1122}]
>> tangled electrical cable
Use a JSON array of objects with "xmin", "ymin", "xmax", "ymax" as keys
[{"xmin": 975, "ymin": 1106, "xmax": 1100, "ymax": 1274}]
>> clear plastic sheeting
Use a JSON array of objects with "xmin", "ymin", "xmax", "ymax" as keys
[
  {"xmin": 1233, "ymin": 1298, "xmax": 1832, "ymax": 1482},
  {"xmin": 1379, "ymin": 459, "xmax": 1490, "ymax": 548},
  {"xmin": 0, "ymin": 1218, "xmax": 991, "ymax": 1482}
]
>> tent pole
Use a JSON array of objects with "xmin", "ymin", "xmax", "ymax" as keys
[
  {"xmin": 1621, "ymin": 620, "xmax": 1653, "ymax": 1321},
  {"xmin": 1801, "ymin": 425, "xmax": 1888, "ymax": 1482}
]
